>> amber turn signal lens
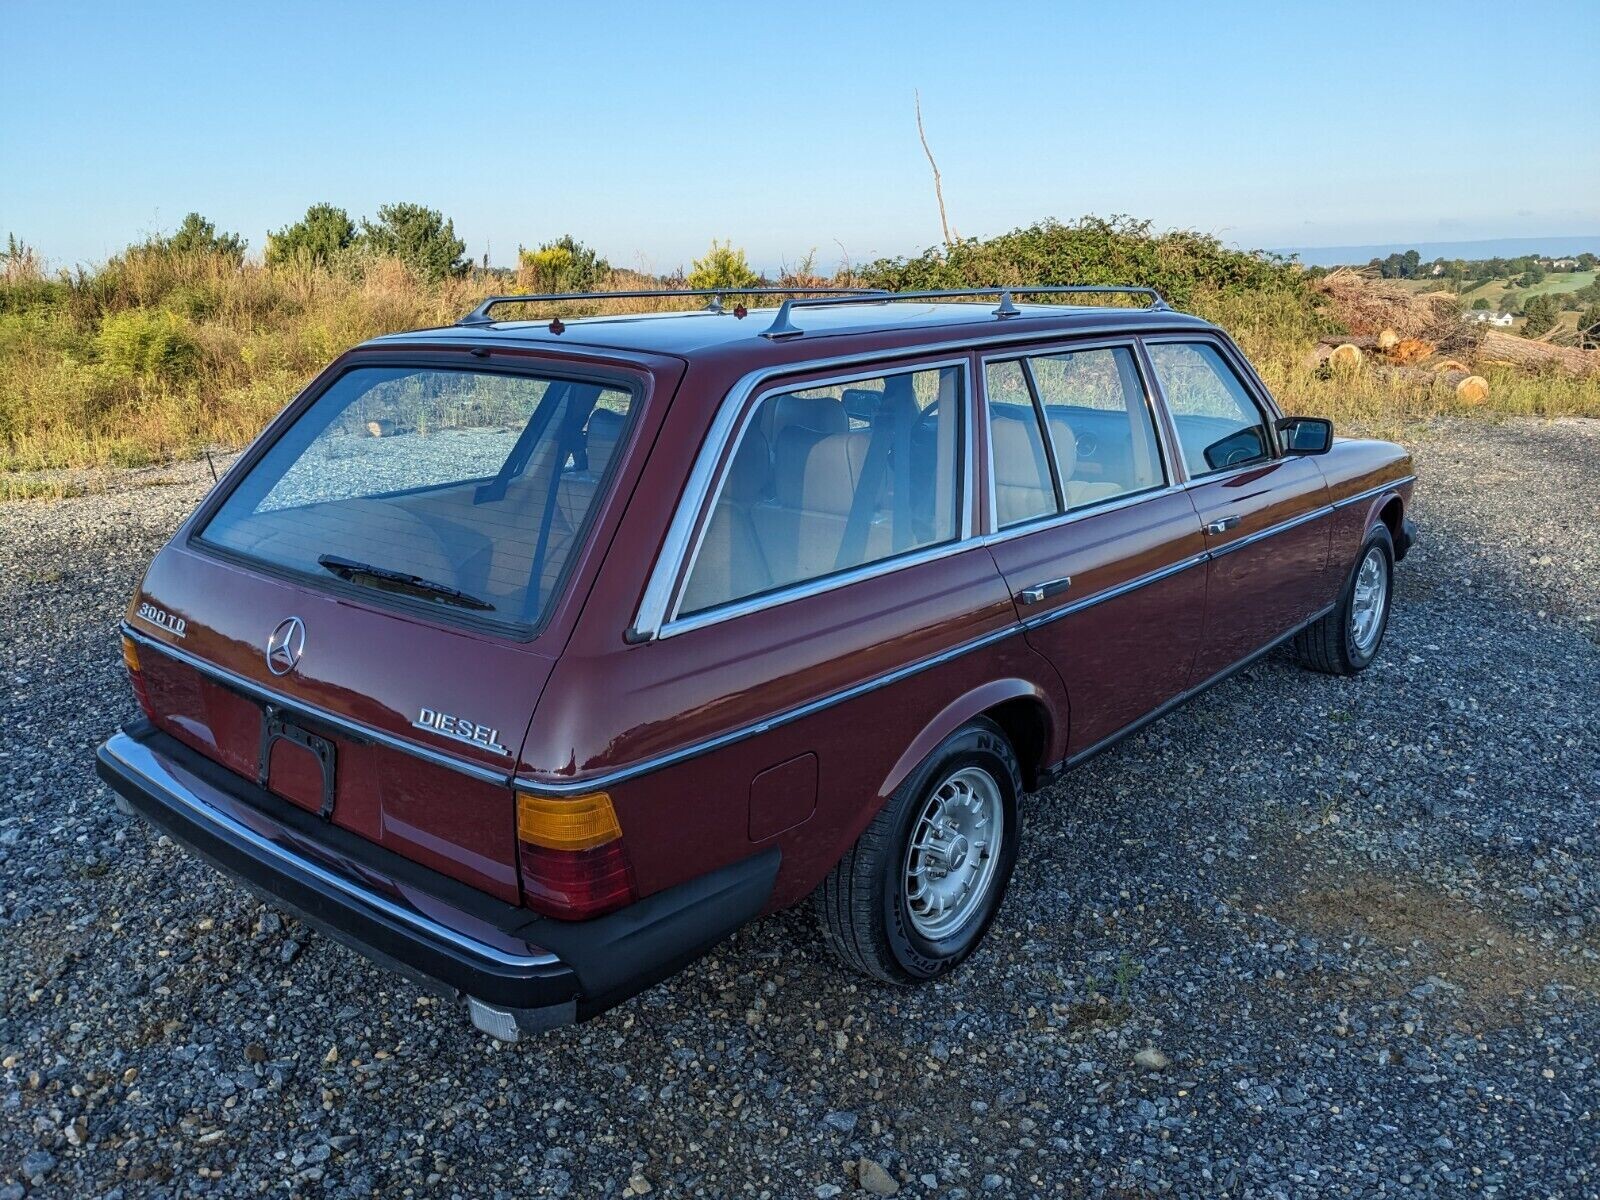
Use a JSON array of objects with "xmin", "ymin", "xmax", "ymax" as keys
[
  {"xmin": 121, "ymin": 635, "xmax": 140, "ymax": 673},
  {"xmin": 516, "ymin": 791, "xmax": 622, "ymax": 851}
]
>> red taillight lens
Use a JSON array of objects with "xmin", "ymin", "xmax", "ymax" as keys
[
  {"xmin": 515, "ymin": 791, "xmax": 637, "ymax": 919},
  {"xmin": 122, "ymin": 635, "xmax": 154, "ymax": 718},
  {"xmin": 518, "ymin": 840, "xmax": 636, "ymax": 919}
]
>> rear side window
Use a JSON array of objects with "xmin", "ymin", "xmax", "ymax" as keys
[
  {"xmin": 201, "ymin": 366, "xmax": 635, "ymax": 632},
  {"xmin": 1145, "ymin": 342, "xmax": 1271, "ymax": 476},
  {"xmin": 984, "ymin": 346, "xmax": 1165, "ymax": 523},
  {"xmin": 678, "ymin": 364, "xmax": 963, "ymax": 616}
]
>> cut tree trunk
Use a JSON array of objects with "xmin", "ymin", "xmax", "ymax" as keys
[{"xmin": 1476, "ymin": 330, "xmax": 1600, "ymax": 376}]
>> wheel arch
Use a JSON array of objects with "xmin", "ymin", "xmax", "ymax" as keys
[
  {"xmin": 1376, "ymin": 494, "xmax": 1404, "ymax": 542},
  {"xmin": 879, "ymin": 678, "xmax": 1058, "ymax": 802}
]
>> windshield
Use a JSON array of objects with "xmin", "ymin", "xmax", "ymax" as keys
[{"xmin": 200, "ymin": 364, "xmax": 636, "ymax": 632}]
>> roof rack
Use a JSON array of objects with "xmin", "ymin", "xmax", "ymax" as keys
[
  {"xmin": 758, "ymin": 285, "xmax": 1170, "ymax": 339},
  {"xmin": 456, "ymin": 287, "xmax": 888, "ymax": 327}
]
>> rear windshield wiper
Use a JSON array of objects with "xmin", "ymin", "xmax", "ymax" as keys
[{"xmin": 316, "ymin": 554, "xmax": 495, "ymax": 612}]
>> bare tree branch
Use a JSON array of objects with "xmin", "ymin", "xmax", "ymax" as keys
[{"xmin": 915, "ymin": 90, "xmax": 954, "ymax": 250}]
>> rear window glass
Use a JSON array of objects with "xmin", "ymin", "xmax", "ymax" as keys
[{"xmin": 200, "ymin": 366, "xmax": 635, "ymax": 632}]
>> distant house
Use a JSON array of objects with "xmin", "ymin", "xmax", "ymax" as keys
[
  {"xmin": 1463, "ymin": 310, "xmax": 1514, "ymax": 327},
  {"xmin": 1549, "ymin": 258, "xmax": 1578, "ymax": 270}
]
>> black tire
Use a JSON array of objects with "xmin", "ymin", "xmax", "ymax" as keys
[
  {"xmin": 814, "ymin": 718, "xmax": 1021, "ymax": 984},
  {"xmin": 1294, "ymin": 523, "xmax": 1395, "ymax": 676}
]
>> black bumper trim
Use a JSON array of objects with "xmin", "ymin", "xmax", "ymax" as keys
[{"xmin": 97, "ymin": 726, "xmax": 779, "ymax": 1026}]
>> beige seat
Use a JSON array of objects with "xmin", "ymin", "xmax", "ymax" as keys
[
  {"xmin": 1044, "ymin": 411, "xmax": 1125, "ymax": 511},
  {"xmin": 679, "ymin": 430, "xmax": 772, "ymax": 614},
  {"xmin": 990, "ymin": 409, "xmax": 1056, "ymax": 526}
]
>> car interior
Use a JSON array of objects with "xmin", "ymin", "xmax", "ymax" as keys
[
  {"xmin": 205, "ymin": 391, "xmax": 631, "ymax": 624},
  {"xmin": 679, "ymin": 370, "xmax": 961, "ymax": 615}
]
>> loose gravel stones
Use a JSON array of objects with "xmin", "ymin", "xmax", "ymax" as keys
[{"xmin": 1, "ymin": 418, "xmax": 1596, "ymax": 1197}]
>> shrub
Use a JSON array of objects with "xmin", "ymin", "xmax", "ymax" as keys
[
  {"xmin": 94, "ymin": 308, "xmax": 202, "ymax": 383},
  {"xmin": 517, "ymin": 235, "xmax": 610, "ymax": 292},
  {"xmin": 267, "ymin": 203, "xmax": 356, "ymax": 269},
  {"xmin": 687, "ymin": 240, "xmax": 761, "ymax": 291},
  {"xmin": 359, "ymin": 203, "xmax": 466, "ymax": 282},
  {"xmin": 857, "ymin": 216, "xmax": 1310, "ymax": 312}
]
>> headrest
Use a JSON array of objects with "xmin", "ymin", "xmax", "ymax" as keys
[
  {"xmin": 801, "ymin": 431, "xmax": 870, "ymax": 517},
  {"xmin": 990, "ymin": 411, "xmax": 1052, "ymax": 488},
  {"xmin": 723, "ymin": 428, "xmax": 770, "ymax": 503},
  {"xmin": 1044, "ymin": 411, "xmax": 1078, "ymax": 480},
  {"xmin": 585, "ymin": 408, "xmax": 626, "ymax": 475},
  {"xmin": 773, "ymin": 393, "xmax": 848, "ymax": 437}
]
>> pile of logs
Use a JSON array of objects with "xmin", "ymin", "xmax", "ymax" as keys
[
  {"xmin": 1307, "ymin": 322, "xmax": 1600, "ymax": 406},
  {"xmin": 1306, "ymin": 332, "xmax": 1488, "ymax": 403},
  {"xmin": 1308, "ymin": 269, "xmax": 1600, "ymax": 405}
]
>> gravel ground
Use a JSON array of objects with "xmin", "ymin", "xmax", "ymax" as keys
[{"xmin": 1, "ymin": 417, "xmax": 1596, "ymax": 1199}]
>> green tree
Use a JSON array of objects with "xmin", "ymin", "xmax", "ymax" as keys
[
  {"xmin": 687, "ymin": 240, "xmax": 761, "ymax": 291},
  {"xmin": 1577, "ymin": 302, "xmax": 1600, "ymax": 350},
  {"xmin": 1521, "ymin": 293, "xmax": 1559, "ymax": 336},
  {"xmin": 1470, "ymin": 297, "xmax": 1491, "ymax": 310},
  {"xmin": 165, "ymin": 212, "xmax": 246, "ymax": 262},
  {"xmin": 359, "ymin": 202, "xmax": 466, "ymax": 281},
  {"xmin": 517, "ymin": 234, "xmax": 609, "ymax": 292},
  {"xmin": 266, "ymin": 203, "xmax": 355, "ymax": 268}
]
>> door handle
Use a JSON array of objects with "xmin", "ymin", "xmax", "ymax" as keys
[
  {"xmin": 1204, "ymin": 515, "xmax": 1241, "ymax": 535},
  {"xmin": 1017, "ymin": 576, "xmax": 1072, "ymax": 605}
]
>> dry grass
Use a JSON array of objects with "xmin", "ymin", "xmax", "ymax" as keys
[{"xmin": 3, "ymin": 250, "xmax": 1598, "ymax": 476}]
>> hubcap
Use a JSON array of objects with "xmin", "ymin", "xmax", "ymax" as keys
[
  {"xmin": 1349, "ymin": 546, "xmax": 1388, "ymax": 656},
  {"xmin": 903, "ymin": 766, "xmax": 1003, "ymax": 940}
]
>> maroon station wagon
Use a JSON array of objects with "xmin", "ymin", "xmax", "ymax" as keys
[{"xmin": 98, "ymin": 286, "xmax": 1417, "ymax": 1040}]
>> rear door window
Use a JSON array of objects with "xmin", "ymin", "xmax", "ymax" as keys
[
  {"xmin": 984, "ymin": 359, "xmax": 1058, "ymax": 528},
  {"xmin": 1025, "ymin": 346, "xmax": 1166, "ymax": 510},
  {"xmin": 1144, "ymin": 341, "xmax": 1271, "ymax": 476},
  {"xmin": 678, "ymin": 364, "xmax": 964, "ymax": 616},
  {"xmin": 200, "ymin": 365, "xmax": 635, "ymax": 633}
]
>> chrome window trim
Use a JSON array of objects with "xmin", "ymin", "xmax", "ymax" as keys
[
  {"xmin": 102, "ymin": 731, "xmax": 561, "ymax": 969},
  {"xmin": 661, "ymin": 536, "xmax": 982, "ymax": 638},
  {"xmin": 976, "ymin": 337, "xmax": 1179, "ymax": 538},
  {"xmin": 627, "ymin": 324, "xmax": 1211, "ymax": 643},
  {"xmin": 978, "ymin": 482, "xmax": 1185, "ymax": 548},
  {"xmin": 122, "ymin": 624, "xmax": 514, "ymax": 787},
  {"xmin": 639, "ymin": 356, "xmax": 975, "ymax": 640}
]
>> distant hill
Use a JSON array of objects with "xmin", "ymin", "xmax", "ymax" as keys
[{"xmin": 1270, "ymin": 236, "xmax": 1600, "ymax": 268}]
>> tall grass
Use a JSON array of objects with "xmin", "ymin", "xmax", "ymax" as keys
[{"xmin": 2, "ymin": 241, "xmax": 1596, "ymax": 475}]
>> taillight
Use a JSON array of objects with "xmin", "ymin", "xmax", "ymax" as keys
[
  {"xmin": 122, "ymin": 635, "xmax": 154, "ymax": 718},
  {"xmin": 515, "ymin": 791, "xmax": 636, "ymax": 919}
]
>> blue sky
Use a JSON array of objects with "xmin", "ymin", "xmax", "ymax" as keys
[{"xmin": 4, "ymin": 1, "xmax": 1597, "ymax": 272}]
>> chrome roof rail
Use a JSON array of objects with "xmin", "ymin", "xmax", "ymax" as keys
[
  {"xmin": 758, "ymin": 285, "xmax": 1171, "ymax": 340},
  {"xmin": 456, "ymin": 287, "xmax": 888, "ymax": 326}
]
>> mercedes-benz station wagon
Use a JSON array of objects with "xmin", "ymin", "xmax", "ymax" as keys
[{"xmin": 98, "ymin": 286, "xmax": 1416, "ymax": 1039}]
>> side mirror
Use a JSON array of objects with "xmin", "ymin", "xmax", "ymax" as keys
[{"xmin": 1277, "ymin": 416, "xmax": 1332, "ymax": 455}]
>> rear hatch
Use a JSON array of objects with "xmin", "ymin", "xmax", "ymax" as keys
[{"xmin": 126, "ymin": 348, "xmax": 670, "ymax": 904}]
